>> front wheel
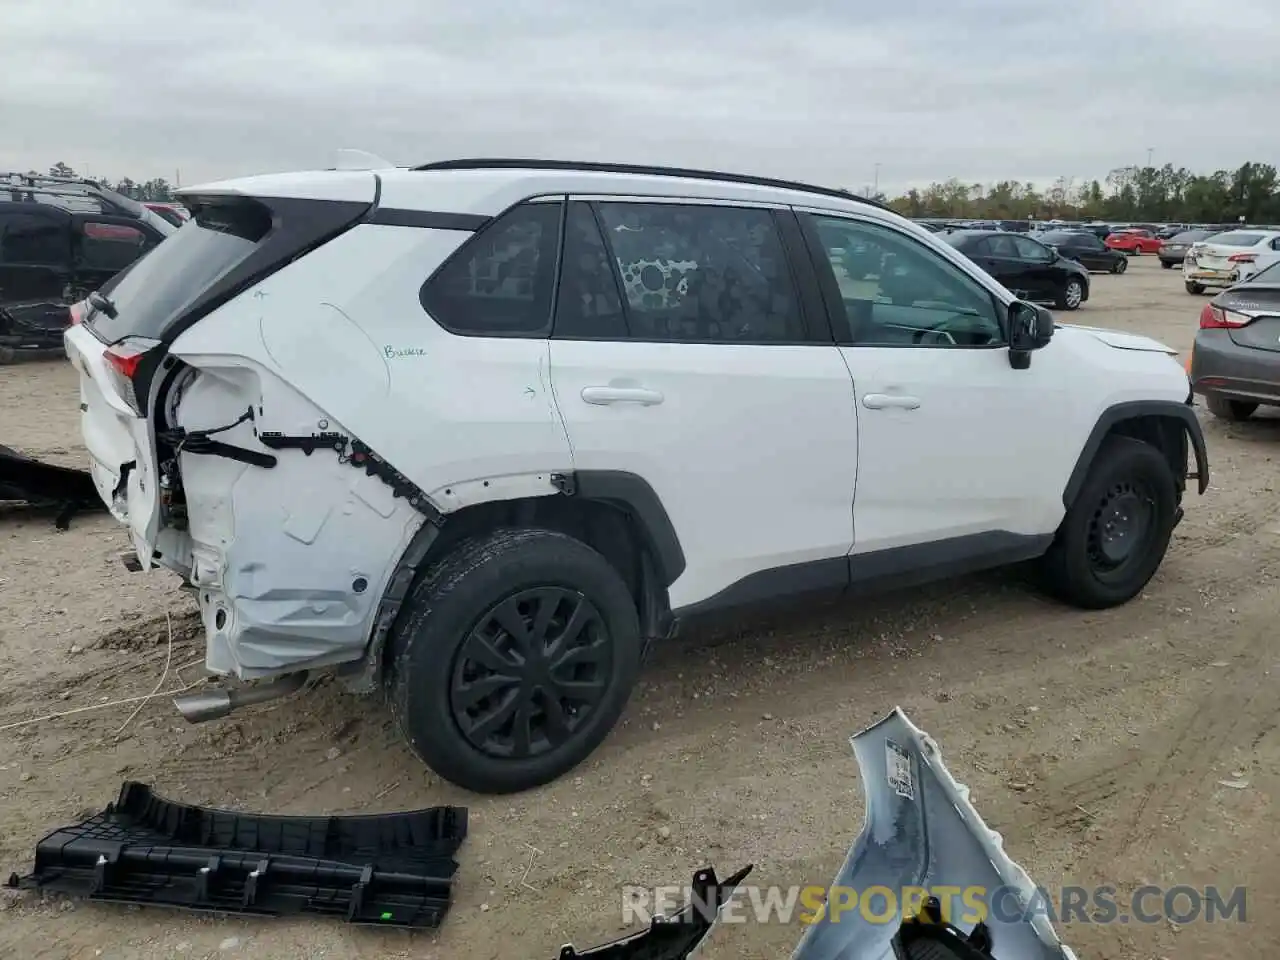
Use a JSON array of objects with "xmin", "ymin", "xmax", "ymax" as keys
[
  {"xmin": 1185, "ymin": 281, "xmax": 1205, "ymax": 294},
  {"xmin": 1039, "ymin": 436, "xmax": 1178, "ymax": 609},
  {"xmin": 1056, "ymin": 278, "xmax": 1084, "ymax": 310},
  {"xmin": 387, "ymin": 528, "xmax": 642, "ymax": 794}
]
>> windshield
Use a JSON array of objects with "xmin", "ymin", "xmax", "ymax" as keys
[
  {"xmin": 1209, "ymin": 232, "xmax": 1265, "ymax": 247},
  {"xmin": 88, "ymin": 200, "xmax": 272, "ymax": 343}
]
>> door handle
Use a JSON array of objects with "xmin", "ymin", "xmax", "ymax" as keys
[
  {"xmin": 581, "ymin": 386, "xmax": 665, "ymax": 406},
  {"xmin": 862, "ymin": 393, "xmax": 921, "ymax": 410}
]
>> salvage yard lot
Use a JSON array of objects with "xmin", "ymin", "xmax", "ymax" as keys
[{"xmin": 1, "ymin": 256, "xmax": 1277, "ymax": 960}]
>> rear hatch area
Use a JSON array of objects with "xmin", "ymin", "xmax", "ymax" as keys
[{"xmin": 62, "ymin": 199, "xmax": 280, "ymax": 571}]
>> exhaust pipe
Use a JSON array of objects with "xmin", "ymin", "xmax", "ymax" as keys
[{"xmin": 173, "ymin": 671, "xmax": 309, "ymax": 724}]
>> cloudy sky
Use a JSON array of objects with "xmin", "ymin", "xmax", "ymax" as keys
[{"xmin": 4, "ymin": 0, "xmax": 1278, "ymax": 196}]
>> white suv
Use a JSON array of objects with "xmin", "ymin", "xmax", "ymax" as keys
[{"xmin": 65, "ymin": 159, "xmax": 1209, "ymax": 794}]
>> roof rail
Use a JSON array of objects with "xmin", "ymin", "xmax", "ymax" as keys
[{"xmin": 410, "ymin": 158, "xmax": 891, "ymax": 210}]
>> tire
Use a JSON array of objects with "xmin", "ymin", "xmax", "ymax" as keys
[
  {"xmin": 1040, "ymin": 435, "xmax": 1179, "ymax": 609},
  {"xmin": 1160, "ymin": 260, "xmax": 1173, "ymax": 269},
  {"xmin": 1205, "ymin": 394, "xmax": 1258, "ymax": 422},
  {"xmin": 1113, "ymin": 258, "xmax": 1128, "ymax": 274},
  {"xmin": 387, "ymin": 528, "xmax": 642, "ymax": 794},
  {"xmin": 1056, "ymin": 277, "xmax": 1084, "ymax": 310},
  {"xmin": 1185, "ymin": 281, "xmax": 1205, "ymax": 294}
]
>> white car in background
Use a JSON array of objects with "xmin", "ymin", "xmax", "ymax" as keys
[{"xmin": 1183, "ymin": 228, "xmax": 1280, "ymax": 294}]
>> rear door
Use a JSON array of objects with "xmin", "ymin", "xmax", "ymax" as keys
[
  {"xmin": 547, "ymin": 198, "xmax": 858, "ymax": 610},
  {"xmin": 0, "ymin": 206, "xmax": 73, "ymax": 308},
  {"xmin": 971, "ymin": 234, "xmax": 1032, "ymax": 296}
]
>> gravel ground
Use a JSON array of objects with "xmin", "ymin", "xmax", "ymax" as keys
[{"xmin": 1, "ymin": 255, "xmax": 1277, "ymax": 960}]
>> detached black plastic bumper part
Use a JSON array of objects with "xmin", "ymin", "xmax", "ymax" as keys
[
  {"xmin": 6, "ymin": 781, "xmax": 468, "ymax": 929},
  {"xmin": 554, "ymin": 864, "xmax": 753, "ymax": 960}
]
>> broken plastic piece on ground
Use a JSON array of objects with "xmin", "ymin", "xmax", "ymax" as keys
[
  {"xmin": 5, "ymin": 781, "xmax": 468, "ymax": 929},
  {"xmin": 0, "ymin": 302, "xmax": 70, "ymax": 364},
  {"xmin": 0, "ymin": 443, "xmax": 105, "ymax": 529},
  {"xmin": 554, "ymin": 864, "xmax": 753, "ymax": 960},
  {"xmin": 791, "ymin": 707, "xmax": 1078, "ymax": 959}
]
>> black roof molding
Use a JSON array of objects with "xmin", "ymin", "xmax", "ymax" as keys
[{"xmin": 410, "ymin": 158, "xmax": 892, "ymax": 210}]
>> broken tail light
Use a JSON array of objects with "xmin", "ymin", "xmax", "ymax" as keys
[
  {"xmin": 103, "ymin": 337, "xmax": 164, "ymax": 416},
  {"xmin": 1199, "ymin": 303, "xmax": 1253, "ymax": 330}
]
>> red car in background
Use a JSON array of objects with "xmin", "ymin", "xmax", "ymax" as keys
[
  {"xmin": 143, "ymin": 201, "xmax": 189, "ymax": 228},
  {"xmin": 1104, "ymin": 228, "xmax": 1163, "ymax": 254}
]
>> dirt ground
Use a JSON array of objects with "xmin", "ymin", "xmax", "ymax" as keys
[{"xmin": 1, "ymin": 255, "xmax": 1277, "ymax": 960}]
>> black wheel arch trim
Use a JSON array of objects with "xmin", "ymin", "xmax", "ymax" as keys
[
  {"xmin": 570, "ymin": 469, "xmax": 686, "ymax": 587},
  {"xmin": 1063, "ymin": 400, "xmax": 1209, "ymax": 509}
]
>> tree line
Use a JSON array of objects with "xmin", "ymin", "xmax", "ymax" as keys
[
  {"xmin": 877, "ymin": 161, "xmax": 1280, "ymax": 225},
  {"xmin": 32, "ymin": 158, "xmax": 1280, "ymax": 224},
  {"xmin": 38, "ymin": 161, "xmax": 178, "ymax": 203}
]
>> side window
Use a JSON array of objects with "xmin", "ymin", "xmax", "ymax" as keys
[
  {"xmin": 806, "ymin": 214, "xmax": 1004, "ymax": 348},
  {"xmin": 78, "ymin": 221, "xmax": 148, "ymax": 272},
  {"xmin": 987, "ymin": 234, "xmax": 1019, "ymax": 258},
  {"xmin": 1012, "ymin": 236, "xmax": 1052, "ymax": 261},
  {"xmin": 553, "ymin": 202, "xmax": 628, "ymax": 339},
  {"xmin": 1271, "ymin": 237, "xmax": 1280, "ymax": 251},
  {"xmin": 591, "ymin": 202, "xmax": 806, "ymax": 343},
  {"xmin": 1, "ymin": 212, "xmax": 68, "ymax": 266},
  {"xmin": 420, "ymin": 201, "xmax": 563, "ymax": 336}
]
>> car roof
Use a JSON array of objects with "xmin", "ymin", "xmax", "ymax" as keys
[{"xmin": 187, "ymin": 159, "xmax": 925, "ymax": 231}]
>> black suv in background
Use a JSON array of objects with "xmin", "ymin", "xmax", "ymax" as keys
[
  {"xmin": 941, "ymin": 229, "xmax": 1090, "ymax": 310},
  {"xmin": 1, "ymin": 180, "xmax": 173, "ymax": 362},
  {"xmin": 1033, "ymin": 230, "xmax": 1129, "ymax": 273}
]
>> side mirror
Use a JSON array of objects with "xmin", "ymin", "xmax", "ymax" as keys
[{"xmin": 1007, "ymin": 301, "xmax": 1053, "ymax": 369}]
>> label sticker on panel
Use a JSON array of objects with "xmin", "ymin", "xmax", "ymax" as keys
[{"xmin": 886, "ymin": 740, "xmax": 915, "ymax": 800}]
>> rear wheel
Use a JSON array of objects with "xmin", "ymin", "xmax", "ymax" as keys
[
  {"xmin": 1161, "ymin": 260, "xmax": 1173, "ymax": 269},
  {"xmin": 1206, "ymin": 395, "xmax": 1258, "ymax": 422},
  {"xmin": 387, "ymin": 528, "xmax": 642, "ymax": 794},
  {"xmin": 1185, "ymin": 281, "xmax": 1205, "ymax": 294},
  {"xmin": 1113, "ymin": 258, "xmax": 1128, "ymax": 274},
  {"xmin": 1040, "ymin": 436, "xmax": 1178, "ymax": 609},
  {"xmin": 1056, "ymin": 278, "xmax": 1084, "ymax": 310}
]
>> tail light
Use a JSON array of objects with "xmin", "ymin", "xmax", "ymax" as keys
[
  {"xmin": 1199, "ymin": 303, "xmax": 1252, "ymax": 330},
  {"xmin": 102, "ymin": 337, "xmax": 164, "ymax": 416},
  {"xmin": 1228, "ymin": 253, "xmax": 1256, "ymax": 263}
]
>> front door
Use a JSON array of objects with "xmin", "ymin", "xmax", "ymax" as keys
[
  {"xmin": 548, "ymin": 198, "xmax": 859, "ymax": 611},
  {"xmin": 0, "ymin": 206, "xmax": 72, "ymax": 307},
  {"xmin": 796, "ymin": 209, "xmax": 1077, "ymax": 556}
]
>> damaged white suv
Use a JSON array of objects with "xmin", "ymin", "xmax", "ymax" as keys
[{"xmin": 65, "ymin": 158, "xmax": 1208, "ymax": 794}]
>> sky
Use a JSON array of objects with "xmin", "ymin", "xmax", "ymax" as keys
[{"xmin": 4, "ymin": 0, "xmax": 1279, "ymax": 196}]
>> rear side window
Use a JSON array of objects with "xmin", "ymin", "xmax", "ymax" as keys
[
  {"xmin": 78, "ymin": 221, "xmax": 150, "ymax": 273},
  {"xmin": 587, "ymin": 201, "xmax": 806, "ymax": 343},
  {"xmin": 420, "ymin": 201, "xmax": 563, "ymax": 336},
  {"xmin": 0, "ymin": 211, "xmax": 68, "ymax": 266},
  {"xmin": 88, "ymin": 200, "xmax": 272, "ymax": 343}
]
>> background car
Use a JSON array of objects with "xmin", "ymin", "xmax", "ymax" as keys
[
  {"xmin": 1104, "ymin": 228, "xmax": 1163, "ymax": 255},
  {"xmin": 1183, "ymin": 229, "xmax": 1280, "ymax": 294},
  {"xmin": 1189, "ymin": 259, "xmax": 1280, "ymax": 420},
  {"xmin": 941, "ymin": 229, "xmax": 1089, "ymax": 309},
  {"xmin": 1158, "ymin": 229, "xmax": 1218, "ymax": 269},
  {"xmin": 1035, "ymin": 230, "xmax": 1129, "ymax": 273}
]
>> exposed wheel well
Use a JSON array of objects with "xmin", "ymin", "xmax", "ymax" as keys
[
  {"xmin": 1096, "ymin": 415, "xmax": 1188, "ymax": 497},
  {"xmin": 343, "ymin": 493, "xmax": 672, "ymax": 694}
]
